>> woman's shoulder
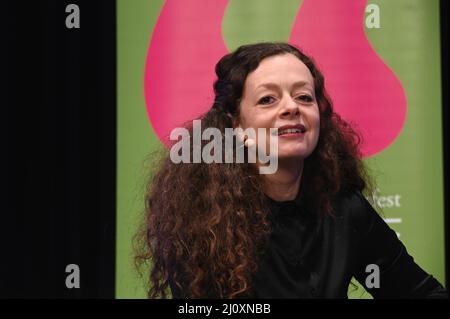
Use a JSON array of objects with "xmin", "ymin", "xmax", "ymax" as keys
[{"xmin": 332, "ymin": 189, "xmax": 379, "ymax": 230}]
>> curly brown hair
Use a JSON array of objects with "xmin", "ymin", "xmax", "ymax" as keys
[{"xmin": 135, "ymin": 42, "xmax": 373, "ymax": 299}]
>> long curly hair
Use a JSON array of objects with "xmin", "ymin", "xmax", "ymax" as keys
[{"xmin": 135, "ymin": 42, "xmax": 373, "ymax": 299}]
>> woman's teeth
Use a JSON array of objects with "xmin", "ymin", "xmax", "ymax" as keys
[{"xmin": 278, "ymin": 128, "xmax": 303, "ymax": 135}]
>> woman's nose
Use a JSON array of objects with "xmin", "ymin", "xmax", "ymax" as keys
[{"xmin": 280, "ymin": 97, "xmax": 300, "ymax": 118}]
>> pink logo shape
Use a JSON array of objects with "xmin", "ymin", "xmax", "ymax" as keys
[
  {"xmin": 144, "ymin": 0, "xmax": 407, "ymax": 157},
  {"xmin": 144, "ymin": 0, "xmax": 229, "ymax": 146},
  {"xmin": 289, "ymin": 0, "xmax": 406, "ymax": 156}
]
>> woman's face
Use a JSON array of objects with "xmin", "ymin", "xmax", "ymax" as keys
[{"xmin": 238, "ymin": 53, "xmax": 320, "ymax": 162}]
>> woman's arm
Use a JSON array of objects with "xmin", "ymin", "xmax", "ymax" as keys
[{"xmin": 351, "ymin": 192, "xmax": 448, "ymax": 299}]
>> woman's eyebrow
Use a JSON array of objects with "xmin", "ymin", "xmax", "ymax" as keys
[{"xmin": 255, "ymin": 80, "xmax": 313, "ymax": 91}]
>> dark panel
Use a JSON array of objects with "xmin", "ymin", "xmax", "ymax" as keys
[{"xmin": 1, "ymin": 0, "xmax": 116, "ymax": 298}]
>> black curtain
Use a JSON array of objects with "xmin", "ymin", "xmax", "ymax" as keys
[{"xmin": 1, "ymin": 0, "xmax": 116, "ymax": 298}]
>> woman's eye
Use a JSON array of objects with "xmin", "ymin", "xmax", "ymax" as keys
[
  {"xmin": 258, "ymin": 96, "xmax": 275, "ymax": 105},
  {"xmin": 297, "ymin": 94, "xmax": 314, "ymax": 103}
]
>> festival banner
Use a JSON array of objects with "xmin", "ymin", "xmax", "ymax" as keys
[{"xmin": 116, "ymin": 0, "xmax": 445, "ymax": 298}]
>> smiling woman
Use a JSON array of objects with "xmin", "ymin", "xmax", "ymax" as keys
[
  {"xmin": 238, "ymin": 53, "xmax": 321, "ymax": 201},
  {"xmin": 135, "ymin": 42, "xmax": 448, "ymax": 299}
]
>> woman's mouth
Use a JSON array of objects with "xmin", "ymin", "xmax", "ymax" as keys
[{"xmin": 274, "ymin": 124, "xmax": 306, "ymax": 136}]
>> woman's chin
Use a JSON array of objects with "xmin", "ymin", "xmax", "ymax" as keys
[
  {"xmin": 277, "ymin": 151, "xmax": 309, "ymax": 162},
  {"xmin": 276, "ymin": 145, "xmax": 311, "ymax": 158}
]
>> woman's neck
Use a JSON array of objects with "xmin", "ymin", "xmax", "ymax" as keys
[{"xmin": 262, "ymin": 158, "xmax": 303, "ymax": 202}]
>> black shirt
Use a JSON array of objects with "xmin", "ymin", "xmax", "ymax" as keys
[
  {"xmin": 251, "ymin": 191, "xmax": 447, "ymax": 298},
  {"xmin": 169, "ymin": 191, "xmax": 448, "ymax": 298}
]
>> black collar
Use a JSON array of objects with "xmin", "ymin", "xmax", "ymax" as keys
[{"xmin": 264, "ymin": 190, "xmax": 306, "ymax": 219}]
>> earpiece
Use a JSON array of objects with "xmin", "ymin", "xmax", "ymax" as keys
[
  {"xmin": 237, "ymin": 125, "xmax": 256, "ymax": 148},
  {"xmin": 244, "ymin": 138, "xmax": 255, "ymax": 148}
]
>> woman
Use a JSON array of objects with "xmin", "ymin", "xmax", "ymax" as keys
[{"xmin": 136, "ymin": 42, "xmax": 447, "ymax": 299}]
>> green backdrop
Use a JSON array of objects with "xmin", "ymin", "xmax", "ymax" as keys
[{"xmin": 116, "ymin": 0, "xmax": 445, "ymax": 298}]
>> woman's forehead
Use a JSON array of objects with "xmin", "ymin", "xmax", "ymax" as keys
[{"xmin": 245, "ymin": 54, "xmax": 314, "ymax": 90}]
